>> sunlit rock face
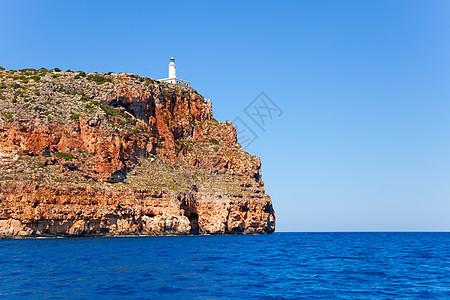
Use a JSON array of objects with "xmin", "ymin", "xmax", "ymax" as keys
[{"xmin": 0, "ymin": 68, "xmax": 275, "ymax": 236}]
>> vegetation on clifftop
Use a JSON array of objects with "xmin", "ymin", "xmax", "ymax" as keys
[{"xmin": 0, "ymin": 67, "xmax": 260, "ymax": 187}]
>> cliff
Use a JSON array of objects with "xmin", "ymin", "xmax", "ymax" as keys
[{"xmin": 0, "ymin": 67, "xmax": 275, "ymax": 236}]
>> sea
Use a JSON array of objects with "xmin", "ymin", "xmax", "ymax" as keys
[{"xmin": 0, "ymin": 232, "xmax": 449, "ymax": 299}]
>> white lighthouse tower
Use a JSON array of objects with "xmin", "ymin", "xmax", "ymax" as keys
[
  {"xmin": 168, "ymin": 57, "xmax": 176, "ymax": 79},
  {"xmin": 158, "ymin": 57, "xmax": 190, "ymax": 86}
]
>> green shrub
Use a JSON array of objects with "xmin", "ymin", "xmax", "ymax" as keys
[
  {"xmin": 163, "ymin": 90, "xmax": 171, "ymax": 98},
  {"xmin": 0, "ymin": 66, "xmax": 5, "ymax": 71},
  {"xmin": 70, "ymin": 113, "xmax": 83, "ymax": 120},
  {"xmin": 87, "ymin": 74, "xmax": 112, "ymax": 85},
  {"xmin": 18, "ymin": 69, "xmax": 36, "ymax": 76},
  {"xmin": 163, "ymin": 115, "xmax": 170, "ymax": 126},
  {"xmin": 99, "ymin": 104, "xmax": 118, "ymax": 116},
  {"xmin": 1, "ymin": 111, "xmax": 13, "ymax": 119},
  {"xmin": 14, "ymin": 90, "xmax": 24, "ymax": 96},
  {"xmin": 209, "ymin": 138, "xmax": 219, "ymax": 145},
  {"xmin": 55, "ymin": 152, "xmax": 76, "ymax": 160},
  {"xmin": 54, "ymin": 68, "xmax": 61, "ymax": 72}
]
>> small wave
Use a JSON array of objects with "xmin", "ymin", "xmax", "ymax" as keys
[
  {"xmin": 260, "ymin": 296, "xmax": 290, "ymax": 300},
  {"xmin": 156, "ymin": 286, "xmax": 184, "ymax": 294},
  {"xmin": 323, "ymin": 256, "xmax": 363, "ymax": 260}
]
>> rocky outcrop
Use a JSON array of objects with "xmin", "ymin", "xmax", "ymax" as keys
[
  {"xmin": 0, "ymin": 68, "xmax": 275, "ymax": 236},
  {"xmin": 0, "ymin": 182, "xmax": 274, "ymax": 236}
]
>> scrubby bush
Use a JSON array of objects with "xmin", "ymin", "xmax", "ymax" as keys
[
  {"xmin": 1, "ymin": 111, "xmax": 13, "ymax": 119},
  {"xmin": 55, "ymin": 152, "xmax": 76, "ymax": 160},
  {"xmin": 70, "ymin": 113, "xmax": 82, "ymax": 120},
  {"xmin": 163, "ymin": 90, "xmax": 171, "ymax": 98},
  {"xmin": 209, "ymin": 138, "xmax": 219, "ymax": 145},
  {"xmin": 99, "ymin": 104, "xmax": 118, "ymax": 116},
  {"xmin": 74, "ymin": 71, "xmax": 87, "ymax": 79},
  {"xmin": 163, "ymin": 115, "xmax": 170, "ymax": 126},
  {"xmin": 38, "ymin": 68, "xmax": 48, "ymax": 75},
  {"xmin": 87, "ymin": 74, "xmax": 112, "ymax": 85}
]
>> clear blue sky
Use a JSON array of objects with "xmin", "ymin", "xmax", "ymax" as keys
[{"xmin": 1, "ymin": 0, "xmax": 449, "ymax": 231}]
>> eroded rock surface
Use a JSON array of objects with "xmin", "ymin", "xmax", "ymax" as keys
[{"xmin": 0, "ymin": 68, "xmax": 275, "ymax": 236}]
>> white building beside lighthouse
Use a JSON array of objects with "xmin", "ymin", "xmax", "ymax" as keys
[{"xmin": 158, "ymin": 57, "xmax": 190, "ymax": 86}]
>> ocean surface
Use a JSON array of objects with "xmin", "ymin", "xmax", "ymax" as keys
[{"xmin": 0, "ymin": 232, "xmax": 449, "ymax": 299}]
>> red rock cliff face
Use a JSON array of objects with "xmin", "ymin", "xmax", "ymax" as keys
[{"xmin": 0, "ymin": 69, "xmax": 275, "ymax": 236}]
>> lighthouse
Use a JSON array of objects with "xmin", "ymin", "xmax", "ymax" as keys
[
  {"xmin": 158, "ymin": 57, "xmax": 190, "ymax": 86},
  {"xmin": 168, "ymin": 57, "xmax": 176, "ymax": 79}
]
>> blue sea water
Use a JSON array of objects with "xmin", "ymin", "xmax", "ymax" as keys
[{"xmin": 0, "ymin": 232, "xmax": 449, "ymax": 299}]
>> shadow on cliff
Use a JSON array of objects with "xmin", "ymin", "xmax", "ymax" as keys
[{"xmin": 179, "ymin": 191, "xmax": 199, "ymax": 234}]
